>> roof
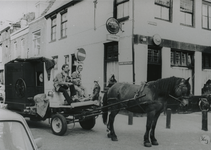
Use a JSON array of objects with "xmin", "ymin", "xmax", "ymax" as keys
[
  {"xmin": 0, "ymin": 108, "xmax": 24, "ymax": 121},
  {"xmin": 45, "ymin": 0, "xmax": 83, "ymax": 19}
]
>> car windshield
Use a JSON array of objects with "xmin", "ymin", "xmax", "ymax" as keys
[{"xmin": 0, "ymin": 121, "xmax": 35, "ymax": 150}]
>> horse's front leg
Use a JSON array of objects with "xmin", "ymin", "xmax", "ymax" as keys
[
  {"xmin": 144, "ymin": 111, "xmax": 155, "ymax": 147},
  {"xmin": 107, "ymin": 110, "xmax": 119, "ymax": 141},
  {"xmin": 150, "ymin": 112, "xmax": 161, "ymax": 146}
]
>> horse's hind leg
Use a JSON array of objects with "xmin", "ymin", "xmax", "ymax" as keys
[{"xmin": 107, "ymin": 109, "xmax": 119, "ymax": 141}]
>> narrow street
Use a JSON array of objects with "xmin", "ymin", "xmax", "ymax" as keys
[{"xmin": 28, "ymin": 112, "xmax": 211, "ymax": 150}]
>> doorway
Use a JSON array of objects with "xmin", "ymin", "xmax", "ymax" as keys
[
  {"xmin": 147, "ymin": 47, "xmax": 161, "ymax": 82},
  {"xmin": 104, "ymin": 42, "xmax": 119, "ymax": 88}
]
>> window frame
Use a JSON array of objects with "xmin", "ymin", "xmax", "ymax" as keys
[
  {"xmin": 148, "ymin": 47, "xmax": 161, "ymax": 65},
  {"xmin": 60, "ymin": 10, "xmax": 67, "ymax": 38},
  {"xmin": 51, "ymin": 15, "xmax": 57, "ymax": 41},
  {"xmin": 113, "ymin": 0, "xmax": 130, "ymax": 22},
  {"xmin": 202, "ymin": 53, "xmax": 211, "ymax": 69},
  {"xmin": 154, "ymin": 0, "xmax": 172, "ymax": 22},
  {"xmin": 202, "ymin": 1, "xmax": 211, "ymax": 30},
  {"xmin": 180, "ymin": 0, "xmax": 194, "ymax": 27},
  {"xmin": 171, "ymin": 49, "xmax": 193, "ymax": 68}
]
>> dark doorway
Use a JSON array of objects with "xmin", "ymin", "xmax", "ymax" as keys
[
  {"xmin": 147, "ymin": 47, "xmax": 161, "ymax": 82},
  {"xmin": 104, "ymin": 42, "xmax": 119, "ymax": 89}
]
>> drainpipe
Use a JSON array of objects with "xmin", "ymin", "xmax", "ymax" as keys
[{"xmin": 132, "ymin": 0, "xmax": 135, "ymax": 84}]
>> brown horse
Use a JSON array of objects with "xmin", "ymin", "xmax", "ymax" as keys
[{"xmin": 102, "ymin": 76, "xmax": 191, "ymax": 147}]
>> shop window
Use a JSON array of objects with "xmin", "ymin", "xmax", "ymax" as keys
[
  {"xmin": 60, "ymin": 10, "xmax": 67, "ymax": 38},
  {"xmin": 114, "ymin": 0, "xmax": 129, "ymax": 22},
  {"xmin": 154, "ymin": 0, "xmax": 172, "ymax": 21},
  {"xmin": 202, "ymin": 1, "xmax": 211, "ymax": 30},
  {"xmin": 171, "ymin": 50, "xmax": 193, "ymax": 67},
  {"xmin": 180, "ymin": 0, "xmax": 194, "ymax": 26},
  {"xmin": 148, "ymin": 48, "xmax": 161, "ymax": 64},
  {"xmin": 202, "ymin": 53, "xmax": 211, "ymax": 69},
  {"xmin": 51, "ymin": 16, "xmax": 57, "ymax": 41}
]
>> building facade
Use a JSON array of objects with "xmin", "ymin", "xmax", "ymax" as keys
[{"xmin": 1, "ymin": 0, "xmax": 211, "ymax": 96}]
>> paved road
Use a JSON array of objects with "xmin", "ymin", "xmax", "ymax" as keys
[{"xmin": 28, "ymin": 112, "xmax": 211, "ymax": 150}]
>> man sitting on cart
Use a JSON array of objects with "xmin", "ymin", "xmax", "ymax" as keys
[
  {"xmin": 71, "ymin": 64, "xmax": 87, "ymax": 101},
  {"xmin": 53, "ymin": 64, "xmax": 78, "ymax": 105}
]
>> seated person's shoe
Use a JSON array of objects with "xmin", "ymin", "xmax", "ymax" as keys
[{"xmin": 72, "ymin": 95, "xmax": 80, "ymax": 102}]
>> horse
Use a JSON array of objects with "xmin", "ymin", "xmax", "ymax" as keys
[{"xmin": 102, "ymin": 76, "xmax": 191, "ymax": 147}]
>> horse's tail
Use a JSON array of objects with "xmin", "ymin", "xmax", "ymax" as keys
[{"xmin": 102, "ymin": 92, "xmax": 108, "ymax": 125}]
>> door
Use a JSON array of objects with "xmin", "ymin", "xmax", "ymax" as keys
[
  {"xmin": 104, "ymin": 42, "xmax": 119, "ymax": 88},
  {"xmin": 147, "ymin": 47, "xmax": 161, "ymax": 82}
]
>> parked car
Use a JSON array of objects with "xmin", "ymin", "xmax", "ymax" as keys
[{"xmin": 0, "ymin": 108, "xmax": 42, "ymax": 150}]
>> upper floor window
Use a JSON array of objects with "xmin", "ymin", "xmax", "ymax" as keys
[
  {"xmin": 171, "ymin": 50, "xmax": 193, "ymax": 67},
  {"xmin": 180, "ymin": 0, "xmax": 194, "ymax": 26},
  {"xmin": 61, "ymin": 10, "xmax": 67, "ymax": 38},
  {"xmin": 154, "ymin": 0, "xmax": 172, "ymax": 21},
  {"xmin": 202, "ymin": 53, "xmax": 211, "ymax": 69},
  {"xmin": 51, "ymin": 16, "xmax": 57, "ymax": 41},
  {"xmin": 114, "ymin": 0, "xmax": 129, "ymax": 22},
  {"xmin": 202, "ymin": 1, "xmax": 211, "ymax": 30}
]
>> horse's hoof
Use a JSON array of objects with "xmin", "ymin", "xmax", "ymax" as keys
[
  {"xmin": 144, "ymin": 142, "xmax": 152, "ymax": 147},
  {"xmin": 107, "ymin": 133, "xmax": 111, "ymax": 138},
  {"xmin": 152, "ymin": 140, "xmax": 159, "ymax": 146},
  {"xmin": 111, "ymin": 136, "xmax": 118, "ymax": 141}
]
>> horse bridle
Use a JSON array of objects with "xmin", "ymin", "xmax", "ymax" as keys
[{"xmin": 169, "ymin": 94, "xmax": 189, "ymax": 106}]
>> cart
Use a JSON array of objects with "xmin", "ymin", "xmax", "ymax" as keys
[{"xmin": 4, "ymin": 57, "xmax": 102, "ymax": 135}]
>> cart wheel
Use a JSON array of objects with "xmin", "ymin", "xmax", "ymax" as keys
[
  {"xmin": 79, "ymin": 117, "xmax": 96, "ymax": 130},
  {"xmin": 51, "ymin": 114, "xmax": 67, "ymax": 136}
]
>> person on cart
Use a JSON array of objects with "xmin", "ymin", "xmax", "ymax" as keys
[
  {"xmin": 91, "ymin": 80, "xmax": 101, "ymax": 100},
  {"xmin": 53, "ymin": 64, "xmax": 78, "ymax": 105},
  {"xmin": 71, "ymin": 64, "xmax": 86, "ymax": 100}
]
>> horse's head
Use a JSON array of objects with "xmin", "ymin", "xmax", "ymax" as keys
[{"xmin": 174, "ymin": 78, "xmax": 191, "ymax": 106}]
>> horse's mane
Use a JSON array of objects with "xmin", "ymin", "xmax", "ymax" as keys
[{"xmin": 147, "ymin": 76, "xmax": 181, "ymax": 98}]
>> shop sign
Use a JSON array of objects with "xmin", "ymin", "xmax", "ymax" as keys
[{"xmin": 106, "ymin": 17, "xmax": 120, "ymax": 34}]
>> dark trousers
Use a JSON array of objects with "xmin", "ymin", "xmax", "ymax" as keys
[{"xmin": 58, "ymin": 85, "xmax": 76, "ymax": 104}]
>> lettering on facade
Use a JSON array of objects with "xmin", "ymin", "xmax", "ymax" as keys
[{"xmin": 119, "ymin": 61, "xmax": 132, "ymax": 65}]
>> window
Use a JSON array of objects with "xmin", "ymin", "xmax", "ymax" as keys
[
  {"xmin": 32, "ymin": 31, "xmax": 40, "ymax": 56},
  {"xmin": 64, "ymin": 55, "xmax": 69, "ymax": 64},
  {"xmin": 14, "ymin": 42, "xmax": 17, "ymax": 59},
  {"xmin": 105, "ymin": 42, "xmax": 118, "ymax": 61},
  {"xmin": 148, "ymin": 49, "xmax": 161, "ymax": 64},
  {"xmin": 154, "ymin": 0, "xmax": 172, "ymax": 21},
  {"xmin": 20, "ymin": 39, "xmax": 24, "ymax": 58},
  {"xmin": 114, "ymin": 0, "xmax": 129, "ymax": 22},
  {"xmin": 202, "ymin": 1, "xmax": 211, "ymax": 30},
  {"xmin": 180, "ymin": 0, "xmax": 194, "ymax": 26},
  {"xmin": 202, "ymin": 53, "xmax": 211, "ymax": 69},
  {"xmin": 51, "ymin": 16, "xmax": 57, "ymax": 41},
  {"xmin": 171, "ymin": 50, "xmax": 193, "ymax": 67},
  {"xmin": 61, "ymin": 10, "xmax": 67, "ymax": 38}
]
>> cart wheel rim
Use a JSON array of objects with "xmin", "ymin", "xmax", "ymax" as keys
[{"xmin": 52, "ymin": 117, "xmax": 63, "ymax": 133}]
